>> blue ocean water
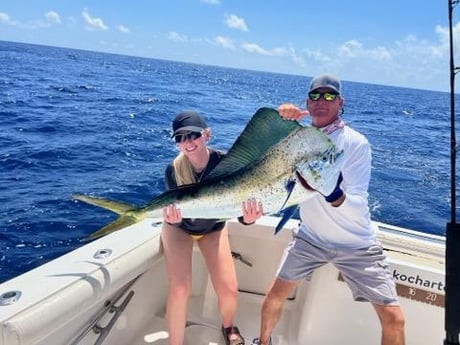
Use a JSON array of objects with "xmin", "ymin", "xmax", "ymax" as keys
[{"xmin": 0, "ymin": 40, "xmax": 456, "ymax": 283}]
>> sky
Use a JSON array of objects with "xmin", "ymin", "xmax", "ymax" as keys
[{"xmin": 1, "ymin": 0, "xmax": 460, "ymax": 92}]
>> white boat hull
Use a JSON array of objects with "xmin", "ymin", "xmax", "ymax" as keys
[{"xmin": 0, "ymin": 216, "xmax": 445, "ymax": 344}]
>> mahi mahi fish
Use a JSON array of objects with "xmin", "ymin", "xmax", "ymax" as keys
[{"xmin": 74, "ymin": 107, "xmax": 344, "ymax": 240}]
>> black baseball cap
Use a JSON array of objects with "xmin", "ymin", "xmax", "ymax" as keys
[{"xmin": 171, "ymin": 110, "xmax": 207, "ymax": 137}]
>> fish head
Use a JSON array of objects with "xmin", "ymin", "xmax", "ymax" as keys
[{"xmin": 295, "ymin": 146, "xmax": 344, "ymax": 196}]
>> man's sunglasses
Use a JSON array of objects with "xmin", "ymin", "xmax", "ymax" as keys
[
  {"xmin": 174, "ymin": 131, "xmax": 203, "ymax": 143},
  {"xmin": 308, "ymin": 91, "xmax": 339, "ymax": 102}
]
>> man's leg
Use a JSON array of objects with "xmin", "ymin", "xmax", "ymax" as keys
[
  {"xmin": 373, "ymin": 303, "xmax": 405, "ymax": 345},
  {"xmin": 257, "ymin": 278, "xmax": 298, "ymax": 345}
]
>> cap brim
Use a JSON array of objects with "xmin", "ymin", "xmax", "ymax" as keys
[
  {"xmin": 310, "ymin": 85, "xmax": 340, "ymax": 93},
  {"xmin": 171, "ymin": 126, "xmax": 204, "ymax": 137}
]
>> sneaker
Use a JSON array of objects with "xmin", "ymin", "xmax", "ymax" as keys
[{"xmin": 251, "ymin": 337, "xmax": 272, "ymax": 345}]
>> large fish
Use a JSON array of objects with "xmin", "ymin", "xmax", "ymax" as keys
[{"xmin": 74, "ymin": 107, "xmax": 344, "ymax": 240}]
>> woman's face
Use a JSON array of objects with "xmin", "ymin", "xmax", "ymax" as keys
[{"xmin": 175, "ymin": 129, "xmax": 210, "ymax": 157}]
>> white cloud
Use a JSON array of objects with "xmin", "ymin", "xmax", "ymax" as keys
[
  {"xmin": 240, "ymin": 42, "xmax": 305, "ymax": 67},
  {"xmin": 200, "ymin": 0, "xmax": 220, "ymax": 4},
  {"xmin": 215, "ymin": 36, "xmax": 235, "ymax": 50},
  {"xmin": 302, "ymin": 48, "xmax": 333, "ymax": 63},
  {"xmin": 82, "ymin": 9, "xmax": 108, "ymax": 31},
  {"xmin": 241, "ymin": 42, "xmax": 287, "ymax": 56},
  {"xmin": 118, "ymin": 24, "xmax": 130, "ymax": 33},
  {"xmin": 337, "ymin": 40, "xmax": 362, "ymax": 58},
  {"xmin": 45, "ymin": 11, "xmax": 61, "ymax": 24},
  {"xmin": 369, "ymin": 46, "xmax": 392, "ymax": 61},
  {"xmin": 168, "ymin": 31, "xmax": 188, "ymax": 42},
  {"xmin": 392, "ymin": 33, "xmax": 449, "ymax": 64},
  {"xmin": 241, "ymin": 42, "xmax": 270, "ymax": 55},
  {"xmin": 434, "ymin": 22, "xmax": 460, "ymax": 57},
  {"xmin": 335, "ymin": 39, "xmax": 391, "ymax": 62},
  {"xmin": 300, "ymin": 27, "xmax": 454, "ymax": 90},
  {"xmin": 208, "ymin": 19, "xmax": 460, "ymax": 90},
  {"xmin": 434, "ymin": 25, "xmax": 449, "ymax": 56},
  {"xmin": 0, "ymin": 12, "xmax": 16, "ymax": 25},
  {"xmin": 0, "ymin": 11, "xmax": 59, "ymax": 28},
  {"xmin": 225, "ymin": 14, "xmax": 248, "ymax": 32},
  {"xmin": 286, "ymin": 46, "xmax": 306, "ymax": 66},
  {"xmin": 212, "ymin": 21, "xmax": 457, "ymax": 89}
]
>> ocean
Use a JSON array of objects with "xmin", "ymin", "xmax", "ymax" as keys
[{"xmin": 0, "ymin": 40, "xmax": 456, "ymax": 283}]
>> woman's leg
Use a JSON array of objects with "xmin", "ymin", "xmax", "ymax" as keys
[
  {"xmin": 161, "ymin": 223, "xmax": 194, "ymax": 345},
  {"xmin": 198, "ymin": 226, "xmax": 239, "ymax": 327}
]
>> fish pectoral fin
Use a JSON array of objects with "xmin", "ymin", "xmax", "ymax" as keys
[
  {"xmin": 84, "ymin": 213, "xmax": 143, "ymax": 241},
  {"xmin": 277, "ymin": 177, "xmax": 296, "ymax": 211},
  {"xmin": 274, "ymin": 205, "xmax": 299, "ymax": 235},
  {"xmin": 73, "ymin": 194, "xmax": 134, "ymax": 214}
]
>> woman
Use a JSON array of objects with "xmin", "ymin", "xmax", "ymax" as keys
[{"xmin": 161, "ymin": 110, "xmax": 263, "ymax": 345}]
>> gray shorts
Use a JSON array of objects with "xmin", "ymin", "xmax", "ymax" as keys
[{"xmin": 277, "ymin": 230, "xmax": 399, "ymax": 306}]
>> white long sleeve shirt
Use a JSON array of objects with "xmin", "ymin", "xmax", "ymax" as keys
[{"xmin": 298, "ymin": 125, "xmax": 378, "ymax": 249}]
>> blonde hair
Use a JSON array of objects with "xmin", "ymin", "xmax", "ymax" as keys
[
  {"xmin": 172, "ymin": 128, "xmax": 211, "ymax": 186},
  {"xmin": 172, "ymin": 153, "xmax": 196, "ymax": 186}
]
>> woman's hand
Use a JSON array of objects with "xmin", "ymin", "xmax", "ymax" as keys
[
  {"xmin": 277, "ymin": 103, "xmax": 309, "ymax": 121},
  {"xmin": 163, "ymin": 204, "xmax": 182, "ymax": 225},
  {"xmin": 241, "ymin": 198, "xmax": 263, "ymax": 225}
]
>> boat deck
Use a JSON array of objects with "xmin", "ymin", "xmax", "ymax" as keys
[
  {"xmin": 0, "ymin": 216, "xmax": 446, "ymax": 345},
  {"xmin": 131, "ymin": 293, "xmax": 292, "ymax": 345}
]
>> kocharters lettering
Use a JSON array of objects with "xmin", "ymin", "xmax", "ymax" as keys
[{"xmin": 392, "ymin": 270, "xmax": 444, "ymax": 292}]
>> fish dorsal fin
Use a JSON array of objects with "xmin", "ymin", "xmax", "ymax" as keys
[{"xmin": 205, "ymin": 107, "xmax": 302, "ymax": 181}]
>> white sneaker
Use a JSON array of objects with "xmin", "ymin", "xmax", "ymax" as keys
[{"xmin": 251, "ymin": 337, "xmax": 272, "ymax": 345}]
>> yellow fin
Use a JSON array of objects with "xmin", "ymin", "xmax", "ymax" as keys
[
  {"xmin": 73, "ymin": 194, "xmax": 144, "ymax": 240},
  {"xmin": 73, "ymin": 194, "xmax": 134, "ymax": 214},
  {"xmin": 84, "ymin": 214, "xmax": 141, "ymax": 241}
]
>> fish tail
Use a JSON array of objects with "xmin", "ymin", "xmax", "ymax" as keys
[
  {"xmin": 84, "ymin": 214, "xmax": 142, "ymax": 241},
  {"xmin": 73, "ymin": 194, "xmax": 134, "ymax": 214},
  {"xmin": 73, "ymin": 194, "xmax": 145, "ymax": 241}
]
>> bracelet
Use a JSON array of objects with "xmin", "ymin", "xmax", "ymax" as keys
[{"xmin": 238, "ymin": 216, "xmax": 255, "ymax": 226}]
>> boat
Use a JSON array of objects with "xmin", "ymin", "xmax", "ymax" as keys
[
  {"xmin": 0, "ymin": 216, "xmax": 445, "ymax": 344},
  {"xmin": 1, "ymin": 1, "xmax": 459, "ymax": 343}
]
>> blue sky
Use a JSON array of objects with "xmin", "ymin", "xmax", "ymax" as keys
[{"xmin": 1, "ymin": 0, "xmax": 459, "ymax": 92}]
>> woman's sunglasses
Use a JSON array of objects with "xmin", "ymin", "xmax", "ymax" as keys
[
  {"xmin": 174, "ymin": 131, "xmax": 203, "ymax": 143},
  {"xmin": 308, "ymin": 91, "xmax": 339, "ymax": 102}
]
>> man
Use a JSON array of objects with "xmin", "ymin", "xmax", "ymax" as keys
[{"xmin": 251, "ymin": 75, "xmax": 405, "ymax": 345}]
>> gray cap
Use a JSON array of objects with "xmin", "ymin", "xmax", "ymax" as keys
[{"xmin": 309, "ymin": 74, "xmax": 341, "ymax": 93}]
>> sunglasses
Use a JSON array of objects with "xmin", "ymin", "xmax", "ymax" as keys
[
  {"xmin": 174, "ymin": 131, "xmax": 203, "ymax": 143},
  {"xmin": 308, "ymin": 91, "xmax": 339, "ymax": 102}
]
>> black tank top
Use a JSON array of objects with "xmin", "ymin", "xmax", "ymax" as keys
[{"xmin": 163, "ymin": 148, "xmax": 226, "ymax": 235}]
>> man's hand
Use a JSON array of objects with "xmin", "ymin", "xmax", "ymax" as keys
[{"xmin": 277, "ymin": 103, "xmax": 309, "ymax": 121}]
